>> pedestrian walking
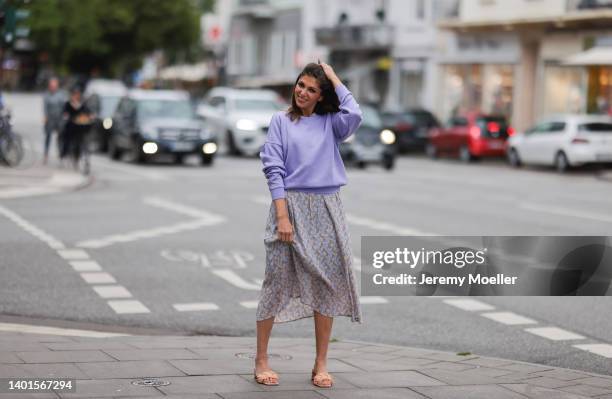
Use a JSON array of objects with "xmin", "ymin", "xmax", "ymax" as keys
[
  {"xmin": 255, "ymin": 62, "xmax": 363, "ymax": 388},
  {"xmin": 42, "ymin": 77, "xmax": 66, "ymax": 164},
  {"xmin": 61, "ymin": 86, "xmax": 92, "ymax": 169}
]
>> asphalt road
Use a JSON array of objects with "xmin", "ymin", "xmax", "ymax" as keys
[{"xmin": 1, "ymin": 93, "xmax": 611, "ymax": 376}]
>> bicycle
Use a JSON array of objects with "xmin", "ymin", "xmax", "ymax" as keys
[{"xmin": 0, "ymin": 109, "xmax": 23, "ymax": 167}]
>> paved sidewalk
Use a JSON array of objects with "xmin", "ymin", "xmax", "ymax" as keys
[
  {"xmin": 0, "ymin": 163, "xmax": 91, "ymax": 199},
  {"xmin": 0, "ymin": 330, "xmax": 611, "ymax": 398}
]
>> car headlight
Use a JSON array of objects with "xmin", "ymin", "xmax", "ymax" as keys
[
  {"xmin": 103, "ymin": 118, "xmax": 113, "ymax": 130},
  {"xmin": 380, "ymin": 129, "xmax": 396, "ymax": 145},
  {"xmin": 236, "ymin": 119, "xmax": 258, "ymax": 131},
  {"xmin": 202, "ymin": 142, "xmax": 217, "ymax": 154}
]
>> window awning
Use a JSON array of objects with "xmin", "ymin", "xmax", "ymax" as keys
[{"xmin": 563, "ymin": 46, "xmax": 612, "ymax": 66}]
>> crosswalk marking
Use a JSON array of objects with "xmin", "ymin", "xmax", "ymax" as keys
[
  {"xmin": 173, "ymin": 303, "xmax": 219, "ymax": 312},
  {"xmin": 525, "ymin": 327, "xmax": 585, "ymax": 341},
  {"xmin": 107, "ymin": 300, "xmax": 151, "ymax": 314},
  {"xmin": 80, "ymin": 272, "xmax": 117, "ymax": 284},
  {"xmin": 70, "ymin": 260, "xmax": 102, "ymax": 272},
  {"xmin": 57, "ymin": 249, "xmax": 89, "ymax": 260},
  {"xmin": 481, "ymin": 312, "xmax": 538, "ymax": 325},
  {"xmin": 240, "ymin": 301, "xmax": 259, "ymax": 309},
  {"xmin": 443, "ymin": 298, "xmax": 495, "ymax": 311},
  {"xmin": 573, "ymin": 344, "xmax": 612, "ymax": 358},
  {"xmin": 93, "ymin": 285, "xmax": 132, "ymax": 299},
  {"xmin": 359, "ymin": 296, "xmax": 388, "ymax": 304}
]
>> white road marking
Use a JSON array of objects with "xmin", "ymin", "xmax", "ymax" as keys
[
  {"xmin": 345, "ymin": 213, "xmax": 436, "ymax": 236},
  {"xmin": 106, "ymin": 300, "xmax": 151, "ymax": 314},
  {"xmin": 57, "ymin": 249, "xmax": 90, "ymax": 260},
  {"xmin": 211, "ymin": 269, "xmax": 262, "ymax": 290},
  {"xmin": 92, "ymin": 285, "xmax": 133, "ymax": 299},
  {"xmin": 76, "ymin": 219, "xmax": 222, "ymax": 249},
  {"xmin": 573, "ymin": 344, "xmax": 612, "ymax": 358},
  {"xmin": 240, "ymin": 301, "xmax": 259, "ymax": 309},
  {"xmin": 0, "ymin": 322, "xmax": 130, "ymax": 337},
  {"xmin": 520, "ymin": 202, "xmax": 612, "ymax": 223},
  {"xmin": 359, "ymin": 296, "xmax": 388, "ymax": 304},
  {"xmin": 0, "ymin": 205, "xmax": 65, "ymax": 249},
  {"xmin": 143, "ymin": 196, "xmax": 226, "ymax": 222},
  {"xmin": 443, "ymin": 298, "xmax": 495, "ymax": 312},
  {"xmin": 481, "ymin": 311, "xmax": 538, "ymax": 325},
  {"xmin": 69, "ymin": 260, "xmax": 102, "ymax": 272},
  {"xmin": 353, "ymin": 257, "xmax": 361, "ymax": 271},
  {"xmin": 173, "ymin": 303, "xmax": 219, "ymax": 312},
  {"xmin": 525, "ymin": 327, "xmax": 585, "ymax": 341},
  {"xmin": 80, "ymin": 272, "xmax": 117, "ymax": 284}
]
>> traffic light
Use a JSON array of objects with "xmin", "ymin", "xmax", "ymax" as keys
[{"xmin": 1, "ymin": 2, "xmax": 29, "ymax": 47}]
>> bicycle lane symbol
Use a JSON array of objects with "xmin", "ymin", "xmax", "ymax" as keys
[{"xmin": 161, "ymin": 249, "xmax": 263, "ymax": 290}]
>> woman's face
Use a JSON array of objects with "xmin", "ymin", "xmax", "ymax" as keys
[
  {"xmin": 71, "ymin": 91, "xmax": 81, "ymax": 102},
  {"xmin": 294, "ymin": 75, "xmax": 323, "ymax": 113}
]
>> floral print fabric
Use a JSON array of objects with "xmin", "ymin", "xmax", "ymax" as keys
[{"xmin": 256, "ymin": 191, "xmax": 362, "ymax": 324}]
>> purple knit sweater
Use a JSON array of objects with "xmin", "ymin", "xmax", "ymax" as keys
[{"xmin": 260, "ymin": 84, "xmax": 363, "ymax": 200}]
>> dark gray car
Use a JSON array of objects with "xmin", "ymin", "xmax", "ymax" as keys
[
  {"xmin": 108, "ymin": 90, "xmax": 217, "ymax": 165},
  {"xmin": 339, "ymin": 104, "xmax": 396, "ymax": 170}
]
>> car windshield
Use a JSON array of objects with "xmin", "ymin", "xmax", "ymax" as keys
[
  {"xmin": 233, "ymin": 99, "xmax": 284, "ymax": 112},
  {"xmin": 579, "ymin": 122, "xmax": 612, "ymax": 133},
  {"xmin": 137, "ymin": 99, "xmax": 194, "ymax": 119},
  {"xmin": 100, "ymin": 96, "xmax": 121, "ymax": 118},
  {"xmin": 361, "ymin": 106, "xmax": 383, "ymax": 129}
]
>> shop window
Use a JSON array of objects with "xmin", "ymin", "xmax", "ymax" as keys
[{"xmin": 543, "ymin": 65, "xmax": 586, "ymax": 115}]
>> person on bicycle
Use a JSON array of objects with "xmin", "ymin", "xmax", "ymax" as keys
[
  {"xmin": 43, "ymin": 77, "xmax": 66, "ymax": 165},
  {"xmin": 61, "ymin": 86, "xmax": 92, "ymax": 169}
]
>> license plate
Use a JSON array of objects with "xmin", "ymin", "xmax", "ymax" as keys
[
  {"xmin": 172, "ymin": 142, "xmax": 195, "ymax": 151},
  {"xmin": 488, "ymin": 141, "xmax": 504, "ymax": 149}
]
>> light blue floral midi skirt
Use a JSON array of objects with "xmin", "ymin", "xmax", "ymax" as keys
[{"xmin": 256, "ymin": 191, "xmax": 362, "ymax": 323}]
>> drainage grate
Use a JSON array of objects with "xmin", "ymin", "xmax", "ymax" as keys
[
  {"xmin": 235, "ymin": 352, "xmax": 292, "ymax": 360},
  {"xmin": 131, "ymin": 378, "xmax": 171, "ymax": 387}
]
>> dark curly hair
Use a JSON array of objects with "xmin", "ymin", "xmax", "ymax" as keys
[{"xmin": 286, "ymin": 63, "xmax": 340, "ymax": 122}]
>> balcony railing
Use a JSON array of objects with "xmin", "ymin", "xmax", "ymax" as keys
[{"xmin": 315, "ymin": 25, "xmax": 394, "ymax": 50}]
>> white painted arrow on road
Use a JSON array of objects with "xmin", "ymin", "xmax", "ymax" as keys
[{"xmin": 211, "ymin": 269, "xmax": 262, "ymax": 290}]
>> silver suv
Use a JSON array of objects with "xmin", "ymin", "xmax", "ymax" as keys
[{"xmin": 197, "ymin": 87, "xmax": 287, "ymax": 156}]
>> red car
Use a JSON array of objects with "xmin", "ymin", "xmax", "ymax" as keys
[{"xmin": 426, "ymin": 113, "xmax": 514, "ymax": 162}]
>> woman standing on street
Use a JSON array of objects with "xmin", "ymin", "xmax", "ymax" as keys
[
  {"xmin": 61, "ymin": 86, "xmax": 92, "ymax": 169},
  {"xmin": 255, "ymin": 62, "xmax": 363, "ymax": 388}
]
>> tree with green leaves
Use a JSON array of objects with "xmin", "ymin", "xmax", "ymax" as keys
[{"xmin": 25, "ymin": 0, "xmax": 209, "ymax": 76}]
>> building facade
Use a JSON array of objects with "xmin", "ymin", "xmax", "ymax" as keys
[
  {"xmin": 438, "ymin": 0, "xmax": 612, "ymax": 130},
  {"xmin": 211, "ymin": 0, "xmax": 442, "ymax": 109}
]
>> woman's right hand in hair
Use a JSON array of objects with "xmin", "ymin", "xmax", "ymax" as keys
[
  {"xmin": 319, "ymin": 62, "xmax": 341, "ymax": 87},
  {"xmin": 277, "ymin": 216, "xmax": 294, "ymax": 243}
]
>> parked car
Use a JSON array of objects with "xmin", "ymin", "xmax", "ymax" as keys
[
  {"xmin": 84, "ymin": 79, "xmax": 128, "ymax": 152},
  {"xmin": 507, "ymin": 114, "xmax": 612, "ymax": 172},
  {"xmin": 427, "ymin": 113, "xmax": 514, "ymax": 162},
  {"xmin": 339, "ymin": 104, "xmax": 396, "ymax": 170},
  {"xmin": 196, "ymin": 87, "xmax": 287, "ymax": 156},
  {"xmin": 381, "ymin": 109, "xmax": 440, "ymax": 153},
  {"xmin": 108, "ymin": 89, "xmax": 217, "ymax": 165}
]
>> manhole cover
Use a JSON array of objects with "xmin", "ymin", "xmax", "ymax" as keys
[
  {"xmin": 235, "ymin": 352, "xmax": 292, "ymax": 360},
  {"xmin": 131, "ymin": 378, "xmax": 171, "ymax": 387}
]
